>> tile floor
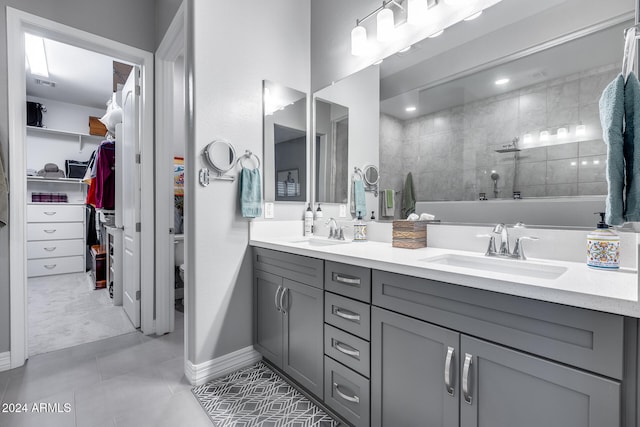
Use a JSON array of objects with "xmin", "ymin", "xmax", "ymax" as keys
[{"xmin": 0, "ymin": 311, "xmax": 212, "ymax": 427}]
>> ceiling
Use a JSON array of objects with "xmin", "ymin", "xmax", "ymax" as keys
[{"xmin": 25, "ymin": 36, "xmax": 124, "ymax": 110}]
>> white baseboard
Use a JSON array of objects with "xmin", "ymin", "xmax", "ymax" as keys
[
  {"xmin": 185, "ymin": 345, "xmax": 262, "ymax": 386},
  {"xmin": 0, "ymin": 352, "xmax": 10, "ymax": 372}
]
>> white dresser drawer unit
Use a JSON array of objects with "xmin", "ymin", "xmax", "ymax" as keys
[
  {"xmin": 27, "ymin": 239, "xmax": 84, "ymax": 259},
  {"xmin": 27, "ymin": 256, "xmax": 84, "ymax": 277},
  {"xmin": 27, "ymin": 222, "xmax": 85, "ymax": 241},
  {"xmin": 27, "ymin": 204, "xmax": 84, "ymax": 223}
]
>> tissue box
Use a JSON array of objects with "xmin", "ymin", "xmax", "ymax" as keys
[{"xmin": 392, "ymin": 220, "xmax": 428, "ymax": 249}]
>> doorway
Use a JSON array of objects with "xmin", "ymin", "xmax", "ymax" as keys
[{"xmin": 7, "ymin": 8, "xmax": 155, "ymax": 368}]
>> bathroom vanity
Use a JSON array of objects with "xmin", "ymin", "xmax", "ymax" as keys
[{"xmin": 251, "ymin": 225, "xmax": 640, "ymax": 427}]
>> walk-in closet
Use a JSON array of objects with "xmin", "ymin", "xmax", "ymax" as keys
[{"xmin": 24, "ymin": 35, "xmax": 136, "ymax": 356}]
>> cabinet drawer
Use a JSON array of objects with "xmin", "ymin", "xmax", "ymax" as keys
[
  {"xmin": 27, "ymin": 204, "xmax": 83, "ymax": 223},
  {"xmin": 373, "ymin": 270, "xmax": 625, "ymax": 380},
  {"xmin": 253, "ymin": 247, "xmax": 323, "ymax": 289},
  {"xmin": 28, "ymin": 256, "xmax": 83, "ymax": 277},
  {"xmin": 325, "ymin": 292, "xmax": 371, "ymax": 340},
  {"xmin": 27, "ymin": 239, "xmax": 84, "ymax": 259},
  {"xmin": 324, "ymin": 356, "xmax": 370, "ymax": 427},
  {"xmin": 27, "ymin": 222, "xmax": 84, "ymax": 241},
  {"xmin": 325, "ymin": 324, "xmax": 370, "ymax": 378},
  {"xmin": 325, "ymin": 261, "xmax": 371, "ymax": 302}
]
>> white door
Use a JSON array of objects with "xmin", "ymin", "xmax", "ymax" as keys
[{"xmin": 122, "ymin": 66, "xmax": 141, "ymax": 328}]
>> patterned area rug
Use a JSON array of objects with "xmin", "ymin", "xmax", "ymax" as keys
[{"xmin": 192, "ymin": 362, "xmax": 338, "ymax": 427}]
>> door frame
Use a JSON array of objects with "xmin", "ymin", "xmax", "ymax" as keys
[
  {"xmin": 155, "ymin": 3, "xmax": 186, "ymax": 336},
  {"xmin": 7, "ymin": 7, "xmax": 155, "ymax": 368}
]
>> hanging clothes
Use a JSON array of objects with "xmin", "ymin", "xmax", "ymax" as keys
[{"xmin": 94, "ymin": 141, "xmax": 116, "ymax": 210}]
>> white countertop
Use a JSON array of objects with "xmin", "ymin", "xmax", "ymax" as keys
[{"xmin": 250, "ymin": 234, "xmax": 640, "ymax": 318}]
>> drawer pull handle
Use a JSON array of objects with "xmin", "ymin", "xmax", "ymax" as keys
[
  {"xmin": 43, "ymin": 229, "xmax": 57, "ymax": 234},
  {"xmin": 333, "ymin": 307, "xmax": 361, "ymax": 322},
  {"xmin": 274, "ymin": 285, "xmax": 282, "ymax": 312},
  {"xmin": 444, "ymin": 346, "xmax": 455, "ymax": 396},
  {"xmin": 44, "ymin": 264, "xmax": 57, "ymax": 270},
  {"xmin": 333, "ymin": 340, "xmax": 360, "ymax": 359},
  {"xmin": 333, "ymin": 383, "xmax": 359, "ymax": 404},
  {"xmin": 43, "ymin": 247, "xmax": 57, "ymax": 252},
  {"xmin": 43, "ymin": 211, "xmax": 57, "ymax": 216},
  {"xmin": 463, "ymin": 353, "xmax": 473, "ymax": 405},
  {"xmin": 333, "ymin": 273, "xmax": 361, "ymax": 286}
]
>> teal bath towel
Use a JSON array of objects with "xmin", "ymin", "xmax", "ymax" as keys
[
  {"xmin": 353, "ymin": 179, "xmax": 366, "ymax": 218},
  {"xmin": 624, "ymin": 72, "xmax": 640, "ymax": 221},
  {"xmin": 401, "ymin": 172, "xmax": 416, "ymax": 219},
  {"xmin": 240, "ymin": 167, "xmax": 262, "ymax": 218},
  {"xmin": 599, "ymin": 74, "xmax": 625, "ymax": 225}
]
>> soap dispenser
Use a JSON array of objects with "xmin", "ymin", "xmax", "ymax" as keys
[
  {"xmin": 353, "ymin": 211, "xmax": 367, "ymax": 242},
  {"xmin": 587, "ymin": 212, "xmax": 620, "ymax": 269},
  {"xmin": 315, "ymin": 204, "xmax": 323, "ymax": 220},
  {"xmin": 304, "ymin": 203, "xmax": 314, "ymax": 236}
]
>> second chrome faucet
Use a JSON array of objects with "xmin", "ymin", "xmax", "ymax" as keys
[{"xmin": 484, "ymin": 223, "xmax": 538, "ymax": 260}]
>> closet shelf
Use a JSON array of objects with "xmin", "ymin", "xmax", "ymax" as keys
[
  {"xmin": 27, "ymin": 176, "xmax": 88, "ymax": 185},
  {"xmin": 27, "ymin": 126, "xmax": 104, "ymax": 150}
]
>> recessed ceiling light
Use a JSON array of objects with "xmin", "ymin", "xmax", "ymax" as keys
[
  {"xmin": 495, "ymin": 78, "xmax": 510, "ymax": 85},
  {"xmin": 429, "ymin": 30, "xmax": 444, "ymax": 38},
  {"xmin": 464, "ymin": 11, "xmax": 483, "ymax": 21},
  {"xmin": 405, "ymin": 106, "xmax": 417, "ymax": 112},
  {"xmin": 399, "ymin": 46, "xmax": 412, "ymax": 53}
]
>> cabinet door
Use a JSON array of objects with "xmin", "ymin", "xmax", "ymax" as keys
[
  {"xmin": 282, "ymin": 278, "xmax": 324, "ymax": 399},
  {"xmin": 255, "ymin": 270, "xmax": 284, "ymax": 368},
  {"xmin": 459, "ymin": 335, "xmax": 621, "ymax": 427},
  {"xmin": 371, "ymin": 307, "xmax": 460, "ymax": 427}
]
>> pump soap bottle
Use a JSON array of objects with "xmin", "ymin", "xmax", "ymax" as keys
[
  {"xmin": 353, "ymin": 211, "xmax": 367, "ymax": 241},
  {"xmin": 304, "ymin": 204, "xmax": 314, "ymax": 236},
  {"xmin": 315, "ymin": 204, "xmax": 323, "ymax": 220},
  {"xmin": 587, "ymin": 212, "xmax": 620, "ymax": 269}
]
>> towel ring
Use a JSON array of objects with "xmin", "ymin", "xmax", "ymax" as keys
[{"xmin": 238, "ymin": 150, "xmax": 261, "ymax": 169}]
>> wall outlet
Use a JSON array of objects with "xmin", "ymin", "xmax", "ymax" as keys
[
  {"xmin": 339, "ymin": 204, "xmax": 347, "ymax": 217},
  {"xmin": 264, "ymin": 202, "xmax": 274, "ymax": 219}
]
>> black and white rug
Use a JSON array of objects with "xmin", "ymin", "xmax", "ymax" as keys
[{"xmin": 192, "ymin": 362, "xmax": 339, "ymax": 427}]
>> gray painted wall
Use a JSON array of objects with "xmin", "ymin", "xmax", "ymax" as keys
[
  {"xmin": 156, "ymin": 0, "xmax": 183, "ymax": 49},
  {"xmin": 188, "ymin": 0, "xmax": 310, "ymax": 365},
  {"xmin": 0, "ymin": 0, "xmax": 158, "ymax": 355}
]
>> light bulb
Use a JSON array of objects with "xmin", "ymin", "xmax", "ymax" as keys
[
  {"xmin": 557, "ymin": 127, "xmax": 568, "ymax": 139},
  {"xmin": 351, "ymin": 25, "xmax": 368, "ymax": 56},
  {"xmin": 408, "ymin": 0, "xmax": 429, "ymax": 24},
  {"xmin": 377, "ymin": 8, "xmax": 395, "ymax": 42},
  {"xmin": 523, "ymin": 133, "xmax": 532, "ymax": 144},
  {"xmin": 539, "ymin": 131, "xmax": 550, "ymax": 142},
  {"xmin": 576, "ymin": 124, "xmax": 586, "ymax": 136}
]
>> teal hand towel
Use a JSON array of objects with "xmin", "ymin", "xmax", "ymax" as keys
[
  {"xmin": 401, "ymin": 172, "xmax": 416, "ymax": 219},
  {"xmin": 625, "ymin": 72, "xmax": 640, "ymax": 221},
  {"xmin": 599, "ymin": 74, "xmax": 625, "ymax": 225},
  {"xmin": 354, "ymin": 179, "xmax": 366, "ymax": 218},
  {"xmin": 240, "ymin": 167, "xmax": 262, "ymax": 218},
  {"xmin": 0, "ymin": 153, "xmax": 7, "ymax": 227}
]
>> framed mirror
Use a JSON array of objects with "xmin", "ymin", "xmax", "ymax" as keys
[
  {"xmin": 263, "ymin": 81, "xmax": 308, "ymax": 202},
  {"xmin": 314, "ymin": 98, "xmax": 349, "ymax": 204}
]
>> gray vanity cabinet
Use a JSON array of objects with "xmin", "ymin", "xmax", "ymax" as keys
[
  {"xmin": 371, "ymin": 307, "xmax": 460, "ymax": 427},
  {"xmin": 253, "ymin": 248, "xmax": 324, "ymax": 399}
]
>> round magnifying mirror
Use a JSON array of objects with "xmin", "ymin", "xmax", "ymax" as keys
[
  {"xmin": 203, "ymin": 140, "xmax": 237, "ymax": 174},
  {"xmin": 363, "ymin": 164, "xmax": 379, "ymax": 187}
]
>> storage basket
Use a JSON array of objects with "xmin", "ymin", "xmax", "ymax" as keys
[{"xmin": 392, "ymin": 220, "xmax": 428, "ymax": 249}]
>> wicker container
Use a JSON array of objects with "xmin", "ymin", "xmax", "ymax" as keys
[
  {"xmin": 89, "ymin": 116, "xmax": 108, "ymax": 136},
  {"xmin": 392, "ymin": 220, "xmax": 428, "ymax": 249}
]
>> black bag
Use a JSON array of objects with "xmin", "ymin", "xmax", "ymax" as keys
[
  {"xmin": 65, "ymin": 160, "xmax": 89, "ymax": 179},
  {"xmin": 26, "ymin": 101, "xmax": 44, "ymax": 127}
]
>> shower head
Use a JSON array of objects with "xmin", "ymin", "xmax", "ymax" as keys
[{"xmin": 490, "ymin": 172, "xmax": 500, "ymax": 181}]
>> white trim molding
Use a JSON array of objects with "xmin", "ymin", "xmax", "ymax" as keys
[
  {"xmin": 185, "ymin": 346, "xmax": 262, "ymax": 386},
  {"xmin": 0, "ymin": 352, "xmax": 11, "ymax": 372}
]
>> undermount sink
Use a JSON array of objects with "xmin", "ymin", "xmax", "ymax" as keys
[
  {"xmin": 288, "ymin": 237, "xmax": 350, "ymax": 247},
  {"xmin": 420, "ymin": 253, "xmax": 568, "ymax": 280}
]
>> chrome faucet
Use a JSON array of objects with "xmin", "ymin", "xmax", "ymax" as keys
[
  {"xmin": 483, "ymin": 222, "xmax": 539, "ymax": 260},
  {"xmin": 326, "ymin": 218, "xmax": 338, "ymax": 239}
]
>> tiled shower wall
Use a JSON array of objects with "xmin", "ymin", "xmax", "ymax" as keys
[{"xmin": 379, "ymin": 64, "xmax": 617, "ymax": 217}]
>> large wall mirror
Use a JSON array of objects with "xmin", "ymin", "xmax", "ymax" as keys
[
  {"xmin": 315, "ymin": 98, "xmax": 349, "ymax": 204},
  {"xmin": 263, "ymin": 81, "xmax": 307, "ymax": 202},
  {"xmin": 313, "ymin": 0, "xmax": 635, "ymax": 227}
]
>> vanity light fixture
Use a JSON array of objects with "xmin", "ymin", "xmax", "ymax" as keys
[
  {"xmin": 523, "ymin": 133, "xmax": 533, "ymax": 144},
  {"xmin": 25, "ymin": 33, "xmax": 49, "ymax": 78},
  {"xmin": 464, "ymin": 10, "xmax": 483, "ymax": 21},
  {"xmin": 377, "ymin": 6, "xmax": 396, "ymax": 42},
  {"xmin": 406, "ymin": 106, "xmax": 417, "ymax": 112},
  {"xmin": 495, "ymin": 78, "xmax": 510, "ymax": 85},
  {"xmin": 576, "ymin": 124, "xmax": 586, "ymax": 136},
  {"xmin": 539, "ymin": 130, "xmax": 550, "ymax": 142},
  {"xmin": 557, "ymin": 127, "xmax": 568, "ymax": 139},
  {"xmin": 351, "ymin": 25, "xmax": 368, "ymax": 56}
]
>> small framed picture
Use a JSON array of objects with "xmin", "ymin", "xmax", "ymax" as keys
[{"xmin": 276, "ymin": 168, "xmax": 300, "ymax": 198}]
